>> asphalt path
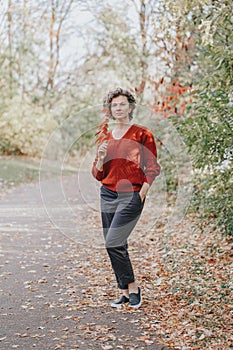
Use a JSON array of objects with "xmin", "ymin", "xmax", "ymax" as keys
[{"xmin": 0, "ymin": 173, "xmax": 168, "ymax": 350}]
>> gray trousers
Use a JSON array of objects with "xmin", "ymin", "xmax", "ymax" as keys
[{"xmin": 100, "ymin": 185, "xmax": 144, "ymax": 289}]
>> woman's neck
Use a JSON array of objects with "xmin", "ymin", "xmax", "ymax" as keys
[{"xmin": 115, "ymin": 119, "xmax": 131, "ymax": 129}]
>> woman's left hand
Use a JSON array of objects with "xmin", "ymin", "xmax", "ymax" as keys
[
  {"xmin": 139, "ymin": 182, "xmax": 150, "ymax": 201},
  {"xmin": 139, "ymin": 192, "xmax": 145, "ymax": 202}
]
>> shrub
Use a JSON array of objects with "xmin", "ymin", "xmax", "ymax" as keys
[{"xmin": 0, "ymin": 96, "xmax": 58, "ymax": 156}]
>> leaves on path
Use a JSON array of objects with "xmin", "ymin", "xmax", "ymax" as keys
[
  {"xmin": 130, "ymin": 213, "xmax": 233, "ymax": 349},
  {"xmin": 1, "ymin": 181, "xmax": 232, "ymax": 350},
  {"xmin": 37, "ymin": 207, "xmax": 231, "ymax": 349}
]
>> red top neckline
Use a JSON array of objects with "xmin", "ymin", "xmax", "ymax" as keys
[{"xmin": 110, "ymin": 124, "xmax": 134, "ymax": 140}]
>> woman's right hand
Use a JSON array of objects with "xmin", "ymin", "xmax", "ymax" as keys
[{"xmin": 98, "ymin": 141, "xmax": 108, "ymax": 161}]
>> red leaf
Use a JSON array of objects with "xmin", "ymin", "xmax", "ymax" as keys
[{"xmin": 95, "ymin": 118, "xmax": 109, "ymax": 145}]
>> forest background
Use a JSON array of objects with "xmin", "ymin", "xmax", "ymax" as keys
[{"xmin": 0, "ymin": 0, "xmax": 232, "ymax": 236}]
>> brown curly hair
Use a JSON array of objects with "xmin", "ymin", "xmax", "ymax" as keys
[{"xmin": 103, "ymin": 87, "xmax": 136, "ymax": 120}]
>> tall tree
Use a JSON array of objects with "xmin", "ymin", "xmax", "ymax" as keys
[
  {"xmin": 46, "ymin": 0, "xmax": 74, "ymax": 91},
  {"xmin": 7, "ymin": 0, "xmax": 13, "ymax": 97}
]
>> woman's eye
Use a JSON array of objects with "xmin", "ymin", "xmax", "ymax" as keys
[{"xmin": 112, "ymin": 103, "xmax": 128, "ymax": 107}]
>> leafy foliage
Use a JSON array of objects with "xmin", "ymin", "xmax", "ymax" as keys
[
  {"xmin": 0, "ymin": 97, "xmax": 58, "ymax": 156},
  {"xmin": 172, "ymin": 0, "xmax": 233, "ymax": 235}
]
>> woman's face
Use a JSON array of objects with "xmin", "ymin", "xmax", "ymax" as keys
[{"xmin": 110, "ymin": 95, "xmax": 132, "ymax": 121}]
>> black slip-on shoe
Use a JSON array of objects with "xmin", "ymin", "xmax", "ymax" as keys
[
  {"xmin": 111, "ymin": 295, "xmax": 129, "ymax": 308},
  {"xmin": 129, "ymin": 287, "xmax": 142, "ymax": 308}
]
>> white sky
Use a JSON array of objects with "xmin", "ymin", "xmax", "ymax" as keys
[{"xmin": 60, "ymin": 0, "xmax": 140, "ymax": 66}]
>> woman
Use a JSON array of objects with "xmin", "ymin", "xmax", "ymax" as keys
[{"xmin": 92, "ymin": 87, "xmax": 160, "ymax": 308}]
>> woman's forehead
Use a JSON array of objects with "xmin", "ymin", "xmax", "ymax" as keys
[{"xmin": 111, "ymin": 95, "xmax": 128, "ymax": 103}]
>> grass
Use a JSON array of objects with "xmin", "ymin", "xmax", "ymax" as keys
[{"xmin": 0, "ymin": 156, "xmax": 41, "ymax": 186}]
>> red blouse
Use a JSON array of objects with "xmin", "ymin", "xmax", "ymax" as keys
[{"xmin": 92, "ymin": 124, "xmax": 161, "ymax": 192}]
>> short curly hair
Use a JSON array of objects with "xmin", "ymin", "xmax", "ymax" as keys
[{"xmin": 103, "ymin": 87, "xmax": 136, "ymax": 120}]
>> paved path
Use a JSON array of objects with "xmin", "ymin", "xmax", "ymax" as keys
[{"xmin": 0, "ymin": 173, "xmax": 168, "ymax": 350}]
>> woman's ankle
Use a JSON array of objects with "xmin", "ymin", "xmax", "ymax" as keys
[
  {"xmin": 128, "ymin": 282, "xmax": 139, "ymax": 294},
  {"xmin": 122, "ymin": 289, "xmax": 129, "ymax": 298}
]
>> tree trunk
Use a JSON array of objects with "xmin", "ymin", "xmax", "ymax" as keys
[
  {"xmin": 7, "ymin": 0, "xmax": 13, "ymax": 98},
  {"xmin": 46, "ymin": 0, "xmax": 55, "ymax": 90}
]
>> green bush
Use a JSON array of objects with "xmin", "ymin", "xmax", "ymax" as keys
[
  {"xmin": 0, "ymin": 96, "xmax": 58, "ymax": 156},
  {"xmin": 175, "ymin": 1, "xmax": 233, "ymax": 236}
]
